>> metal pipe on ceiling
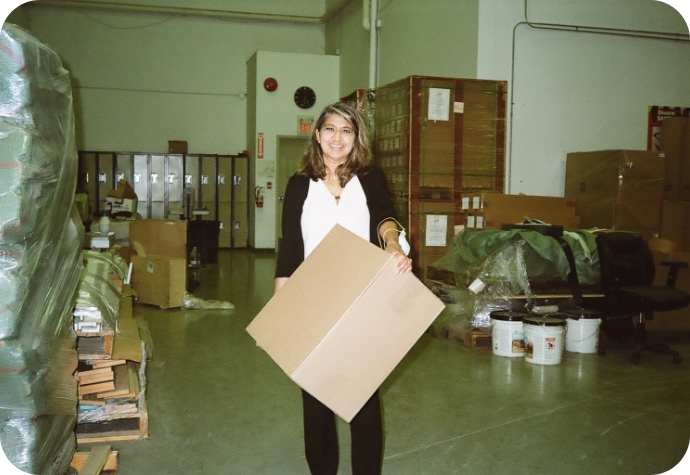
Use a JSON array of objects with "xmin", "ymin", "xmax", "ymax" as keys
[{"xmin": 32, "ymin": 0, "xmax": 352, "ymax": 24}]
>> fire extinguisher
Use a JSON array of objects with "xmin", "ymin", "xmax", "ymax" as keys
[{"xmin": 254, "ymin": 185, "xmax": 264, "ymax": 208}]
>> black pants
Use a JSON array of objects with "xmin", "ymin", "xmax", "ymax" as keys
[{"xmin": 301, "ymin": 389, "xmax": 383, "ymax": 475}]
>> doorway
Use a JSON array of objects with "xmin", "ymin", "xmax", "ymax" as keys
[{"xmin": 276, "ymin": 136, "xmax": 308, "ymax": 250}]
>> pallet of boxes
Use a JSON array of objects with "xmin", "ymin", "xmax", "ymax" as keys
[
  {"xmin": 73, "ymin": 249, "xmax": 150, "ymax": 451},
  {"xmin": 652, "ymin": 118, "xmax": 690, "ymax": 333}
]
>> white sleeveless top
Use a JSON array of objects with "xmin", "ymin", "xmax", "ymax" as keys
[{"xmin": 301, "ymin": 176, "xmax": 370, "ymax": 258}]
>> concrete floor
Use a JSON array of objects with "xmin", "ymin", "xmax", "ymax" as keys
[{"xmin": 108, "ymin": 249, "xmax": 690, "ymax": 475}]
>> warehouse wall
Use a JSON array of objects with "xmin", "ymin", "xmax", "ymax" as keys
[
  {"xmin": 326, "ymin": 0, "xmax": 479, "ymax": 96},
  {"xmin": 478, "ymin": 0, "xmax": 690, "ymax": 196},
  {"xmin": 13, "ymin": 3, "xmax": 325, "ymax": 155},
  {"xmin": 3, "ymin": 0, "xmax": 690, "ymax": 250}
]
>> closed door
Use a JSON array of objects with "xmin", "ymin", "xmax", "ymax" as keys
[{"xmin": 276, "ymin": 137, "xmax": 307, "ymax": 250}]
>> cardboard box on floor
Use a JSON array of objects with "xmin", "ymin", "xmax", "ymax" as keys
[
  {"xmin": 130, "ymin": 219, "xmax": 187, "ymax": 308},
  {"xmin": 246, "ymin": 225, "xmax": 445, "ymax": 422},
  {"xmin": 649, "ymin": 248, "xmax": 690, "ymax": 332}
]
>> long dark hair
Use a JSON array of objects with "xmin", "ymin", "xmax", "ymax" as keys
[{"xmin": 297, "ymin": 102, "xmax": 373, "ymax": 187}]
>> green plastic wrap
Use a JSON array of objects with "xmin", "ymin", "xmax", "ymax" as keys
[
  {"xmin": 1, "ymin": 23, "xmax": 83, "ymax": 475},
  {"xmin": 432, "ymin": 229, "xmax": 600, "ymax": 327}
]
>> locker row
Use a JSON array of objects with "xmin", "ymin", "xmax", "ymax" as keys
[{"xmin": 77, "ymin": 151, "xmax": 249, "ymax": 248}]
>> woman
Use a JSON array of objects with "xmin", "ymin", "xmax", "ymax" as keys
[{"xmin": 274, "ymin": 102, "xmax": 412, "ymax": 475}]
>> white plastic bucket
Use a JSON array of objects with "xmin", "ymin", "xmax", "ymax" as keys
[
  {"xmin": 523, "ymin": 316, "xmax": 566, "ymax": 365},
  {"xmin": 490, "ymin": 311, "xmax": 528, "ymax": 357},
  {"xmin": 564, "ymin": 309, "xmax": 602, "ymax": 354}
]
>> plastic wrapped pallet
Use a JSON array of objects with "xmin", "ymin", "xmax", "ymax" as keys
[
  {"xmin": 0, "ymin": 23, "xmax": 83, "ymax": 475},
  {"xmin": 432, "ymin": 228, "xmax": 599, "ymax": 327}
]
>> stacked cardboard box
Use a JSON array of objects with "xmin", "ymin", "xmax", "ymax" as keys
[
  {"xmin": 564, "ymin": 150, "xmax": 665, "ymax": 240},
  {"xmin": 129, "ymin": 219, "xmax": 188, "ymax": 309},
  {"xmin": 660, "ymin": 117, "xmax": 690, "ymax": 201},
  {"xmin": 373, "ymin": 76, "xmax": 507, "ymax": 285},
  {"xmin": 340, "ymin": 88, "xmax": 375, "ymax": 139},
  {"xmin": 461, "ymin": 192, "xmax": 580, "ymax": 230}
]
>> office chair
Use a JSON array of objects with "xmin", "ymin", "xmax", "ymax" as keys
[{"xmin": 596, "ymin": 232, "xmax": 690, "ymax": 364}]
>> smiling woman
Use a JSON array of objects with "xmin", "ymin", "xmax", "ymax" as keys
[{"xmin": 272, "ymin": 102, "xmax": 412, "ymax": 475}]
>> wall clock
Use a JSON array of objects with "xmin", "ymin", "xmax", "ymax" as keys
[{"xmin": 294, "ymin": 86, "xmax": 316, "ymax": 109}]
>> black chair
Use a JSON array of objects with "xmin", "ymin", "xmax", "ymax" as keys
[{"xmin": 596, "ymin": 232, "xmax": 690, "ymax": 364}]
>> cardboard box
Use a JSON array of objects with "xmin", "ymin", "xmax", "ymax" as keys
[
  {"xmin": 107, "ymin": 179, "xmax": 137, "ymax": 200},
  {"xmin": 660, "ymin": 200, "xmax": 690, "ymax": 250},
  {"xmin": 660, "ymin": 117, "xmax": 690, "ymax": 201},
  {"xmin": 564, "ymin": 150, "xmax": 665, "ymax": 239},
  {"xmin": 168, "ymin": 140, "xmax": 188, "ymax": 154},
  {"xmin": 131, "ymin": 255, "xmax": 186, "ymax": 309},
  {"xmin": 648, "ymin": 250, "xmax": 690, "ymax": 332},
  {"xmin": 246, "ymin": 225, "xmax": 445, "ymax": 422},
  {"xmin": 462, "ymin": 193, "xmax": 576, "ymax": 216},
  {"xmin": 469, "ymin": 212, "xmax": 581, "ymax": 230},
  {"xmin": 106, "ymin": 196, "xmax": 138, "ymax": 215},
  {"xmin": 130, "ymin": 219, "xmax": 187, "ymax": 259}
]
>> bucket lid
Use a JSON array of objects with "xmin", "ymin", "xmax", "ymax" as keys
[
  {"xmin": 490, "ymin": 311, "xmax": 528, "ymax": 322},
  {"xmin": 524, "ymin": 315, "xmax": 566, "ymax": 326},
  {"xmin": 563, "ymin": 308, "xmax": 603, "ymax": 320}
]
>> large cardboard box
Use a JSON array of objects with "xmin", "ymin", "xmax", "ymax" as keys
[
  {"xmin": 461, "ymin": 193, "xmax": 576, "ymax": 216},
  {"xmin": 660, "ymin": 117, "xmax": 690, "ymax": 201},
  {"xmin": 564, "ymin": 150, "xmax": 665, "ymax": 239},
  {"xmin": 131, "ymin": 255, "xmax": 186, "ymax": 309},
  {"xmin": 246, "ymin": 225, "xmax": 445, "ymax": 422},
  {"xmin": 129, "ymin": 219, "xmax": 187, "ymax": 259},
  {"xmin": 648, "ymin": 250, "xmax": 690, "ymax": 332},
  {"xmin": 660, "ymin": 200, "xmax": 690, "ymax": 250}
]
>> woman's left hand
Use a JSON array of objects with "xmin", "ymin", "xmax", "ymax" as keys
[{"xmin": 385, "ymin": 241, "xmax": 412, "ymax": 274}]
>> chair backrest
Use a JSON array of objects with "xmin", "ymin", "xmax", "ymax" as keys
[{"xmin": 596, "ymin": 232, "xmax": 655, "ymax": 291}]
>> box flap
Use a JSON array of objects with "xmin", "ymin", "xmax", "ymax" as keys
[
  {"xmin": 246, "ymin": 225, "xmax": 390, "ymax": 375},
  {"xmin": 247, "ymin": 224, "xmax": 445, "ymax": 422}
]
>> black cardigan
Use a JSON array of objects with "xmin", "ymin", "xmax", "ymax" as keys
[{"xmin": 275, "ymin": 166, "xmax": 397, "ymax": 278}]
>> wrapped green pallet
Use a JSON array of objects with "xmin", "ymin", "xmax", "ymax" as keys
[{"xmin": 1, "ymin": 23, "xmax": 84, "ymax": 475}]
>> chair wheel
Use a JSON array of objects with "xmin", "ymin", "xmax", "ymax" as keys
[{"xmin": 673, "ymin": 355, "xmax": 682, "ymax": 364}]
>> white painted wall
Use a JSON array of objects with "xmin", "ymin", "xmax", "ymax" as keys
[
  {"xmin": 20, "ymin": 5, "xmax": 325, "ymax": 154},
  {"xmin": 246, "ymin": 51, "xmax": 339, "ymax": 249},
  {"xmin": 478, "ymin": 0, "xmax": 690, "ymax": 196}
]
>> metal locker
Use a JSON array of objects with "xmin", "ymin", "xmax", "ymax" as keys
[
  {"xmin": 217, "ymin": 155, "xmax": 233, "ymax": 204},
  {"xmin": 114, "ymin": 153, "xmax": 134, "ymax": 186},
  {"xmin": 167, "ymin": 154, "xmax": 184, "ymax": 218},
  {"xmin": 184, "ymin": 154, "xmax": 201, "ymax": 213},
  {"xmin": 97, "ymin": 152, "xmax": 114, "ymax": 213},
  {"xmin": 77, "ymin": 151, "xmax": 98, "ymax": 220},
  {"xmin": 232, "ymin": 155, "xmax": 249, "ymax": 248},
  {"xmin": 150, "ymin": 154, "xmax": 165, "ymax": 218},
  {"xmin": 218, "ymin": 201, "xmax": 232, "ymax": 248},
  {"xmin": 133, "ymin": 154, "xmax": 149, "ymax": 219},
  {"xmin": 200, "ymin": 154, "xmax": 217, "ymax": 220}
]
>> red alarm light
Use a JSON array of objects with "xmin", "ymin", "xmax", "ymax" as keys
[{"xmin": 263, "ymin": 77, "xmax": 278, "ymax": 92}]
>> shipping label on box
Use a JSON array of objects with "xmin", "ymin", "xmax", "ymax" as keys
[
  {"xmin": 131, "ymin": 255, "xmax": 186, "ymax": 309},
  {"xmin": 246, "ymin": 225, "xmax": 445, "ymax": 422}
]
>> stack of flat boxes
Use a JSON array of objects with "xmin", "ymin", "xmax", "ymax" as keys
[
  {"xmin": 461, "ymin": 193, "xmax": 580, "ymax": 230},
  {"xmin": 372, "ymin": 76, "xmax": 507, "ymax": 284}
]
